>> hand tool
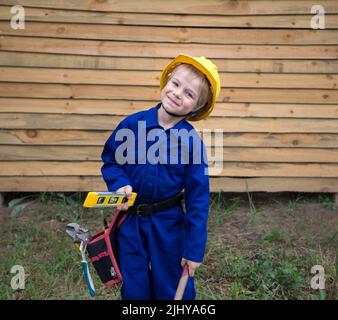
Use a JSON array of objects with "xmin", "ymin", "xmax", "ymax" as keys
[
  {"xmin": 174, "ymin": 264, "xmax": 190, "ymax": 300},
  {"xmin": 83, "ymin": 191, "xmax": 137, "ymax": 208},
  {"xmin": 65, "ymin": 223, "xmax": 91, "ymax": 243},
  {"xmin": 79, "ymin": 241, "xmax": 96, "ymax": 297},
  {"xmin": 65, "ymin": 222, "xmax": 95, "ymax": 297}
]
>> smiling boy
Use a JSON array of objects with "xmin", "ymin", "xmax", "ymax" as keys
[{"xmin": 101, "ymin": 54, "xmax": 221, "ymax": 300}]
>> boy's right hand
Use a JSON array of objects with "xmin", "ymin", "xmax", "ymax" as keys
[{"xmin": 116, "ymin": 185, "xmax": 133, "ymax": 211}]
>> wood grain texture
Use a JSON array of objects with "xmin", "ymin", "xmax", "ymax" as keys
[{"xmin": 1, "ymin": 1, "xmax": 337, "ymax": 192}]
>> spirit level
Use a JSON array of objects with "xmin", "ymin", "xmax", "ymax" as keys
[{"xmin": 83, "ymin": 192, "xmax": 137, "ymax": 208}]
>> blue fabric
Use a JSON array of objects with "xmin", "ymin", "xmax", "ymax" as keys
[{"xmin": 101, "ymin": 103, "xmax": 209, "ymax": 300}]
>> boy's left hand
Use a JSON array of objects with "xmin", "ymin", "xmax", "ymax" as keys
[
  {"xmin": 116, "ymin": 185, "xmax": 133, "ymax": 211},
  {"xmin": 181, "ymin": 258, "xmax": 201, "ymax": 277}
]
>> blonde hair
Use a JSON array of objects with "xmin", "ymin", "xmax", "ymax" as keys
[{"xmin": 169, "ymin": 63, "xmax": 212, "ymax": 113}]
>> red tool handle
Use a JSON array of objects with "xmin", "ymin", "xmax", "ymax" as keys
[{"xmin": 174, "ymin": 264, "xmax": 189, "ymax": 300}]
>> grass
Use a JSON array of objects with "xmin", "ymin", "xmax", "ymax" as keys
[
  {"xmin": 0, "ymin": 192, "xmax": 337, "ymax": 300},
  {"xmin": 0, "ymin": 193, "xmax": 121, "ymax": 300}
]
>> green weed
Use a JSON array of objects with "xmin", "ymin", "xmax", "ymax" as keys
[
  {"xmin": 317, "ymin": 194, "xmax": 336, "ymax": 210},
  {"xmin": 285, "ymin": 193, "xmax": 303, "ymax": 215},
  {"xmin": 247, "ymin": 192, "xmax": 263, "ymax": 225},
  {"xmin": 208, "ymin": 194, "xmax": 242, "ymax": 228}
]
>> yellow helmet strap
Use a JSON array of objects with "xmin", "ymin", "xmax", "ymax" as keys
[{"xmin": 188, "ymin": 104, "xmax": 207, "ymax": 119}]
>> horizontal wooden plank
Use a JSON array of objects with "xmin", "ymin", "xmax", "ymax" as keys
[
  {"xmin": 1, "ymin": 176, "xmax": 338, "ymax": 192},
  {"xmin": 1, "ymin": 113, "xmax": 338, "ymax": 132},
  {"xmin": 226, "ymin": 74, "xmax": 338, "ymax": 90},
  {"xmin": 209, "ymin": 133, "xmax": 338, "ymax": 148},
  {"xmin": 210, "ymin": 177, "xmax": 338, "ymax": 192},
  {"xmin": 2, "ymin": 68, "xmax": 338, "ymax": 89},
  {"xmin": 2, "ymin": 22, "xmax": 338, "ymax": 45},
  {"xmin": 1, "ymin": 36, "xmax": 337, "ymax": 59},
  {"xmin": 214, "ymin": 147, "xmax": 338, "ymax": 163},
  {"xmin": 220, "ymin": 88, "xmax": 338, "ymax": 104},
  {"xmin": 0, "ymin": 145, "xmax": 101, "ymax": 160},
  {"xmin": 2, "ymin": 130, "xmax": 338, "ymax": 148},
  {"xmin": 0, "ymin": 176, "xmax": 106, "ymax": 192},
  {"xmin": 1, "ymin": 6, "xmax": 338, "ymax": 28},
  {"xmin": 0, "ymin": 68, "xmax": 160, "ymax": 86},
  {"xmin": 195, "ymin": 117, "xmax": 338, "ymax": 133},
  {"xmin": 211, "ymin": 103, "xmax": 338, "ymax": 118},
  {"xmin": 2, "ymin": 99, "xmax": 338, "ymax": 119},
  {"xmin": 0, "ymin": 99, "xmax": 151, "ymax": 115},
  {"xmin": 2, "ymin": 145, "xmax": 338, "ymax": 163},
  {"xmin": 0, "ymin": 83, "xmax": 337, "ymax": 103},
  {"xmin": 0, "ymin": 129, "xmax": 110, "ymax": 145},
  {"xmin": 0, "ymin": 52, "xmax": 169, "ymax": 71},
  {"xmin": 0, "ymin": 113, "xmax": 120, "ymax": 130},
  {"xmin": 0, "ymin": 161, "xmax": 100, "ymax": 176},
  {"xmin": 1, "ymin": 53, "xmax": 338, "ymax": 74},
  {"xmin": 1, "ymin": 161, "xmax": 338, "ymax": 177},
  {"xmin": 2, "ymin": 1, "xmax": 338, "ymax": 15},
  {"xmin": 208, "ymin": 162, "xmax": 338, "ymax": 177},
  {"xmin": 0, "ymin": 129, "xmax": 338, "ymax": 148}
]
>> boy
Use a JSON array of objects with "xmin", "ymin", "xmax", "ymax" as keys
[{"xmin": 101, "ymin": 54, "xmax": 220, "ymax": 300}]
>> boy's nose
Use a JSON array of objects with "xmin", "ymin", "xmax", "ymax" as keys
[{"xmin": 173, "ymin": 88, "xmax": 182, "ymax": 99}]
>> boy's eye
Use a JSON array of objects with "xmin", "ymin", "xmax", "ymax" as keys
[
  {"xmin": 186, "ymin": 92, "xmax": 194, "ymax": 99},
  {"xmin": 172, "ymin": 81, "xmax": 178, "ymax": 87}
]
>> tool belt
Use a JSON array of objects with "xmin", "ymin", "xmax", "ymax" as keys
[
  {"xmin": 85, "ymin": 192, "xmax": 184, "ymax": 286},
  {"xmin": 126, "ymin": 192, "xmax": 184, "ymax": 216},
  {"xmin": 86, "ymin": 210, "xmax": 127, "ymax": 287}
]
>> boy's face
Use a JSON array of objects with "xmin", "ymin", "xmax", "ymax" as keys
[{"xmin": 160, "ymin": 65, "xmax": 202, "ymax": 117}]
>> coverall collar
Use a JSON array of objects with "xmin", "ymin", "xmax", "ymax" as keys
[{"xmin": 146, "ymin": 103, "xmax": 188, "ymax": 131}]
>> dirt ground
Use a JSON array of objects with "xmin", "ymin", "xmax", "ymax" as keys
[{"xmin": 212, "ymin": 192, "xmax": 337, "ymax": 248}]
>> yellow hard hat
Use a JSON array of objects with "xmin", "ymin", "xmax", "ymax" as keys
[{"xmin": 160, "ymin": 54, "xmax": 221, "ymax": 121}]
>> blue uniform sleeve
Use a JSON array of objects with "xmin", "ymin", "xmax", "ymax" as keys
[
  {"xmin": 101, "ymin": 120, "xmax": 132, "ymax": 192},
  {"xmin": 182, "ymin": 139, "xmax": 210, "ymax": 263}
]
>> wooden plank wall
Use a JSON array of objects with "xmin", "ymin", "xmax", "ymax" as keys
[{"xmin": 0, "ymin": 0, "xmax": 338, "ymax": 192}]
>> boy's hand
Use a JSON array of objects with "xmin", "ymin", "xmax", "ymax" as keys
[
  {"xmin": 181, "ymin": 258, "xmax": 201, "ymax": 277},
  {"xmin": 116, "ymin": 185, "xmax": 133, "ymax": 211}
]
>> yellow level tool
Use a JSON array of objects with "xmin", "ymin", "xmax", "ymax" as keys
[{"xmin": 83, "ymin": 192, "xmax": 137, "ymax": 208}]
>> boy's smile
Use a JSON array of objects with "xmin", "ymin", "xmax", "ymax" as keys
[{"xmin": 160, "ymin": 65, "xmax": 202, "ymax": 117}]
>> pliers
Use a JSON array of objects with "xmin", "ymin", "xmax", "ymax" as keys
[
  {"xmin": 65, "ymin": 223, "xmax": 95, "ymax": 297},
  {"xmin": 65, "ymin": 223, "xmax": 91, "ymax": 243}
]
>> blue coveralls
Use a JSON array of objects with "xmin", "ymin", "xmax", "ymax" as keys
[{"xmin": 101, "ymin": 104, "xmax": 209, "ymax": 300}]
